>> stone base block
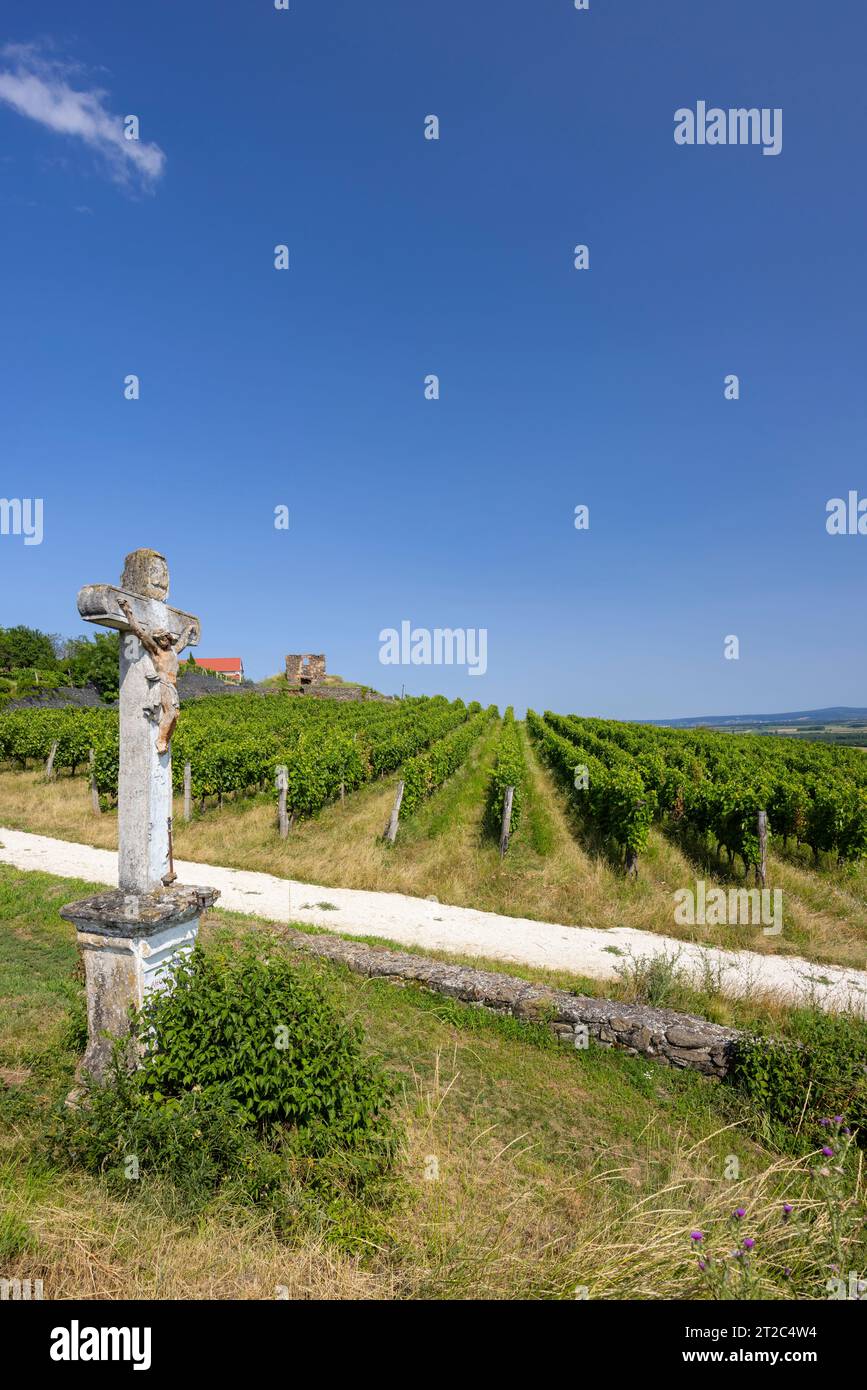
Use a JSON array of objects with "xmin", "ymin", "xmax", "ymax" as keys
[{"xmin": 60, "ymin": 885, "xmax": 219, "ymax": 1089}]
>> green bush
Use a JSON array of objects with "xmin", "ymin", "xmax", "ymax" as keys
[
  {"xmin": 140, "ymin": 946, "xmax": 395, "ymax": 1146},
  {"xmin": 54, "ymin": 945, "xmax": 401, "ymax": 1238},
  {"xmin": 56, "ymin": 1065, "xmax": 265, "ymax": 1202},
  {"xmin": 731, "ymin": 1009, "xmax": 867, "ymax": 1143}
]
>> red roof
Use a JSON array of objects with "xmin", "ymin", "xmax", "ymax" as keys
[{"xmin": 191, "ymin": 657, "xmax": 243, "ymax": 673}]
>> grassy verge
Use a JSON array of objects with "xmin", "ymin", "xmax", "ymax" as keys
[{"xmin": 1, "ymin": 864, "xmax": 865, "ymax": 1300}]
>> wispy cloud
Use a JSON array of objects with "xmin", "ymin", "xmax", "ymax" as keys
[{"xmin": 0, "ymin": 44, "xmax": 165, "ymax": 191}]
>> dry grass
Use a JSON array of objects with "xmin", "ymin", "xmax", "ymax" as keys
[{"xmin": 1, "ymin": 1169, "xmax": 395, "ymax": 1299}]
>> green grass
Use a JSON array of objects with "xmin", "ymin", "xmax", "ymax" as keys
[{"xmin": 1, "ymin": 863, "xmax": 865, "ymax": 1300}]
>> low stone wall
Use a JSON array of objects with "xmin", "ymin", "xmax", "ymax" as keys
[
  {"xmin": 274, "ymin": 926, "xmax": 740, "ymax": 1078},
  {"xmin": 6, "ymin": 684, "xmax": 112, "ymax": 710},
  {"xmin": 306, "ymin": 684, "xmax": 394, "ymax": 702}
]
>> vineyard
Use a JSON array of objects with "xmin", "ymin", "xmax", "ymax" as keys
[
  {"xmin": 528, "ymin": 710, "xmax": 867, "ymax": 876},
  {"xmin": 0, "ymin": 696, "xmax": 519, "ymax": 840},
  {"xmin": 2, "ymin": 698, "xmax": 866, "ymax": 868},
  {"xmin": 2, "ymin": 697, "xmax": 867, "ymax": 970}
]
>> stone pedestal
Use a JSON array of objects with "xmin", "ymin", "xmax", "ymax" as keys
[{"xmin": 60, "ymin": 885, "xmax": 219, "ymax": 1087}]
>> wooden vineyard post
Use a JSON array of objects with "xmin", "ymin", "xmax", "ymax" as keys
[
  {"xmin": 88, "ymin": 749, "xmax": 101, "ymax": 816},
  {"xmin": 44, "ymin": 740, "xmax": 58, "ymax": 782},
  {"xmin": 183, "ymin": 761, "xmax": 192, "ymax": 822},
  {"xmin": 757, "ymin": 809, "xmax": 768, "ymax": 888},
  {"xmin": 276, "ymin": 765, "xmax": 289, "ymax": 839},
  {"xmin": 340, "ymin": 779, "xmax": 345, "ymax": 804},
  {"xmin": 499, "ymin": 785, "xmax": 515, "ymax": 859},
  {"xmin": 384, "ymin": 780, "xmax": 404, "ymax": 844}
]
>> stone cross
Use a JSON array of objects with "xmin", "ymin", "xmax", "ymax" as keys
[
  {"xmin": 77, "ymin": 548, "xmax": 200, "ymax": 893},
  {"xmin": 61, "ymin": 549, "xmax": 218, "ymax": 1091}
]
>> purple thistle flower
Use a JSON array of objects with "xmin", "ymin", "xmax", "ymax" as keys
[
  {"xmin": 743, "ymin": 1238, "xmax": 755, "ymax": 1250},
  {"xmin": 782, "ymin": 1203, "xmax": 793, "ymax": 1220},
  {"xmin": 690, "ymin": 1231, "xmax": 704, "ymax": 1242},
  {"xmin": 783, "ymin": 1268, "xmax": 791, "ymax": 1278},
  {"xmin": 832, "ymin": 1116, "xmax": 844, "ymax": 1125},
  {"xmin": 820, "ymin": 1118, "xmax": 830, "ymax": 1127},
  {"xmin": 733, "ymin": 1207, "xmax": 746, "ymax": 1219},
  {"xmin": 698, "ymin": 1259, "xmax": 706, "ymax": 1271},
  {"xmin": 821, "ymin": 1146, "xmax": 834, "ymax": 1157}
]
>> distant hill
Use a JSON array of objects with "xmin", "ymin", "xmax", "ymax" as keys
[{"xmin": 649, "ymin": 707, "xmax": 867, "ymax": 729}]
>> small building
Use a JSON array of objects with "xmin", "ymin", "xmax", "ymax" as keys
[
  {"xmin": 285, "ymin": 653, "xmax": 326, "ymax": 688},
  {"xmin": 190, "ymin": 657, "xmax": 244, "ymax": 684}
]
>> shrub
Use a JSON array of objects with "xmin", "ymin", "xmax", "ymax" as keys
[
  {"xmin": 731, "ymin": 1009, "xmax": 867, "ymax": 1144},
  {"xmin": 55, "ymin": 944, "xmax": 401, "ymax": 1234},
  {"xmin": 55, "ymin": 1064, "xmax": 264, "ymax": 1203},
  {"xmin": 140, "ymin": 946, "xmax": 395, "ymax": 1146}
]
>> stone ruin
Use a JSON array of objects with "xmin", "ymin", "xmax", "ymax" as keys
[
  {"xmin": 285, "ymin": 653, "xmax": 326, "ymax": 688},
  {"xmin": 283, "ymin": 652, "xmax": 393, "ymax": 702}
]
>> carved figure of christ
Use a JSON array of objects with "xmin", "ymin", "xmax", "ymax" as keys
[{"xmin": 116, "ymin": 596, "xmax": 185, "ymax": 754}]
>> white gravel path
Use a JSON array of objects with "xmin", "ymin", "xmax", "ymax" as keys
[{"xmin": 2, "ymin": 825, "xmax": 866, "ymax": 1015}]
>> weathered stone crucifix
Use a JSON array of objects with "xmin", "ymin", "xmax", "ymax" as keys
[
  {"xmin": 76, "ymin": 548, "xmax": 200, "ymax": 891},
  {"xmin": 61, "ymin": 549, "xmax": 218, "ymax": 1090}
]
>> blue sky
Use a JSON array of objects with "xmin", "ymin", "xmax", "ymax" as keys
[{"xmin": 0, "ymin": 0, "xmax": 864, "ymax": 718}]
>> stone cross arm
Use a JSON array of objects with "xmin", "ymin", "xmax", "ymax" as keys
[{"xmin": 77, "ymin": 583, "xmax": 200, "ymax": 651}]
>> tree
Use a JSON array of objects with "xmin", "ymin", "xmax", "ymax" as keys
[
  {"xmin": 60, "ymin": 632, "xmax": 120, "ymax": 697},
  {"xmin": 0, "ymin": 626, "xmax": 58, "ymax": 672}
]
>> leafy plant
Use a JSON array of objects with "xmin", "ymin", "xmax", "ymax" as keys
[
  {"xmin": 731, "ymin": 1010, "xmax": 867, "ymax": 1144},
  {"xmin": 54, "ymin": 944, "xmax": 402, "ymax": 1242}
]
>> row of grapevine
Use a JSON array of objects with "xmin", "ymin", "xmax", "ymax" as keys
[
  {"xmin": 400, "ymin": 708, "xmax": 497, "ymax": 819},
  {"xmin": 0, "ymin": 707, "xmax": 115, "ymax": 774},
  {"xmin": 548, "ymin": 714, "xmax": 867, "ymax": 869},
  {"xmin": 174, "ymin": 697, "xmax": 476, "ymax": 811},
  {"xmin": 0, "ymin": 694, "xmax": 486, "ymax": 823},
  {"xmin": 484, "ymin": 707, "xmax": 526, "ymax": 840},
  {"xmin": 574, "ymin": 713, "xmax": 867, "ymax": 866},
  {"xmin": 273, "ymin": 697, "xmax": 484, "ymax": 820},
  {"xmin": 527, "ymin": 710, "xmax": 656, "ymax": 873}
]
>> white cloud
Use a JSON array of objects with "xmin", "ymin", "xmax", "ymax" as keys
[{"xmin": 0, "ymin": 45, "xmax": 165, "ymax": 191}]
